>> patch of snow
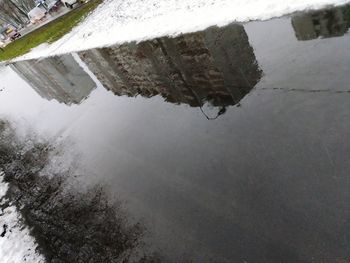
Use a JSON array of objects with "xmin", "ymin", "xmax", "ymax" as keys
[
  {"xmin": 14, "ymin": 0, "xmax": 350, "ymax": 61},
  {"xmin": 27, "ymin": 43, "xmax": 51, "ymax": 55},
  {"xmin": 0, "ymin": 172, "xmax": 44, "ymax": 263}
]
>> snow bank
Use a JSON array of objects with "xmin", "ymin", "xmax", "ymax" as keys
[
  {"xmin": 16, "ymin": 0, "xmax": 350, "ymax": 61},
  {"xmin": 0, "ymin": 173, "xmax": 44, "ymax": 263}
]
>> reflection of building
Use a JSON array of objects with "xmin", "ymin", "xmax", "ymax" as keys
[
  {"xmin": 11, "ymin": 54, "xmax": 96, "ymax": 105},
  {"xmin": 292, "ymin": 5, "xmax": 350, "ymax": 40},
  {"xmin": 79, "ymin": 24, "xmax": 262, "ymax": 108}
]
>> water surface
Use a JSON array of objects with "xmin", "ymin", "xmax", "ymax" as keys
[{"xmin": 1, "ymin": 5, "xmax": 350, "ymax": 262}]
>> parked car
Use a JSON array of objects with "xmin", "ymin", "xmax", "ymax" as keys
[
  {"xmin": 28, "ymin": 6, "xmax": 47, "ymax": 24},
  {"xmin": 7, "ymin": 29, "xmax": 21, "ymax": 41},
  {"xmin": 1, "ymin": 25, "xmax": 21, "ymax": 41},
  {"xmin": 61, "ymin": 0, "xmax": 88, "ymax": 9},
  {"xmin": 46, "ymin": 0, "xmax": 62, "ymax": 13}
]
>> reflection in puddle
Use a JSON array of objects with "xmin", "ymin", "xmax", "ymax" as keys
[
  {"xmin": 11, "ymin": 24, "xmax": 262, "ymax": 118},
  {"xmin": 0, "ymin": 121, "xmax": 159, "ymax": 262},
  {"xmin": 11, "ymin": 55, "xmax": 96, "ymax": 105},
  {"xmin": 292, "ymin": 5, "xmax": 350, "ymax": 40},
  {"xmin": 79, "ymin": 24, "xmax": 261, "ymax": 110},
  {"xmin": 1, "ymin": 4, "xmax": 350, "ymax": 263}
]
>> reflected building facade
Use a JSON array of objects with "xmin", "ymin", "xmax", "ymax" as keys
[
  {"xmin": 292, "ymin": 5, "xmax": 350, "ymax": 40},
  {"xmin": 11, "ymin": 54, "xmax": 96, "ymax": 105},
  {"xmin": 78, "ymin": 24, "xmax": 262, "ymax": 108}
]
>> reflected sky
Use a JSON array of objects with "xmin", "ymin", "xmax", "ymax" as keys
[{"xmin": 0, "ymin": 5, "xmax": 350, "ymax": 263}]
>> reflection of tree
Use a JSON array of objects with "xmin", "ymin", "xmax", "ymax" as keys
[
  {"xmin": 0, "ymin": 0, "xmax": 34, "ymax": 26},
  {"xmin": 11, "ymin": 54, "xmax": 96, "ymax": 105},
  {"xmin": 0, "ymin": 121, "xmax": 159, "ymax": 263},
  {"xmin": 292, "ymin": 5, "xmax": 350, "ymax": 40},
  {"xmin": 79, "ymin": 24, "xmax": 261, "ymax": 109}
]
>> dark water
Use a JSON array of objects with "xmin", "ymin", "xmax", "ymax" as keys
[{"xmin": 1, "ymin": 4, "xmax": 350, "ymax": 263}]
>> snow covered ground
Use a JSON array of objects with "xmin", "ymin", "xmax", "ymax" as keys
[
  {"xmin": 16, "ymin": 0, "xmax": 350, "ymax": 61},
  {"xmin": 0, "ymin": 173, "xmax": 44, "ymax": 263}
]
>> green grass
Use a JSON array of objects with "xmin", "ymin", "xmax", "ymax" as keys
[{"xmin": 0, "ymin": 0, "xmax": 102, "ymax": 61}]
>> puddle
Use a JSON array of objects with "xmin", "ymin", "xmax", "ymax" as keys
[{"xmin": 0, "ymin": 5, "xmax": 350, "ymax": 262}]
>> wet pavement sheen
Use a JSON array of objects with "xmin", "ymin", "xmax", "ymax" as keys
[{"xmin": 1, "ymin": 5, "xmax": 350, "ymax": 263}]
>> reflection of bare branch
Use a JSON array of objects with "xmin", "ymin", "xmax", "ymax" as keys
[
  {"xmin": 0, "ymin": 0, "xmax": 32, "ymax": 25},
  {"xmin": 0, "ymin": 121, "xmax": 159, "ymax": 263}
]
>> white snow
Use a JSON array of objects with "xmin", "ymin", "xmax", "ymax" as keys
[
  {"xmin": 0, "ymin": 172, "xmax": 44, "ymax": 263},
  {"xmin": 16, "ymin": 0, "xmax": 350, "ymax": 61}
]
